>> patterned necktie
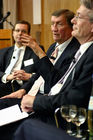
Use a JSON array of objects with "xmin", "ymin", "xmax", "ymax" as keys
[
  {"xmin": 5, "ymin": 49, "xmax": 21, "ymax": 75},
  {"xmin": 49, "ymin": 50, "xmax": 81, "ymax": 95},
  {"xmin": 50, "ymin": 47, "xmax": 59, "ymax": 63}
]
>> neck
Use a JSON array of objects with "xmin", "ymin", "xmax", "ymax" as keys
[
  {"xmin": 58, "ymin": 34, "xmax": 72, "ymax": 44},
  {"xmin": 77, "ymin": 35, "xmax": 93, "ymax": 45},
  {"xmin": 15, "ymin": 43, "xmax": 22, "ymax": 48}
]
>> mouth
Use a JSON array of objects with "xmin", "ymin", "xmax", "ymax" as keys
[
  {"xmin": 17, "ymin": 36, "xmax": 21, "ymax": 40},
  {"xmin": 73, "ymin": 26, "xmax": 77, "ymax": 31},
  {"xmin": 53, "ymin": 33, "xmax": 59, "ymax": 37}
]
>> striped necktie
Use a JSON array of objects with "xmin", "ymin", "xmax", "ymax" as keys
[
  {"xmin": 49, "ymin": 50, "xmax": 81, "ymax": 95},
  {"xmin": 58, "ymin": 50, "xmax": 81, "ymax": 84}
]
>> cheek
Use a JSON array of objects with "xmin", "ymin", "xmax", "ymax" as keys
[
  {"xmin": 80, "ymin": 25, "xmax": 91, "ymax": 36},
  {"xmin": 59, "ymin": 29, "xmax": 65, "ymax": 37},
  {"xmin": 79, "ymin": 21, "xmax": 91, "ymax": 33},
  {"xmin": 51, "ymin": 26, "xmax": 53, "ymax": 31},
  {"xmin": 12, "ymin": 32, "xmax": 15, "ymax": 38},
  {"xmin": 13, "ymin": 34, "xmax": 17, "ymax": 40}
]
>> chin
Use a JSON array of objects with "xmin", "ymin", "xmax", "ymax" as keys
[{"xmin": 72, "ymin": 31, "xmax": 76, "ymax": 37}]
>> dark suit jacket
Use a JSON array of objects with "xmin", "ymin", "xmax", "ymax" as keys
[
  {"xmin": 22, "ymin": 37, "xmax": 80, "ymax": 93},
  {"xmin": 13, "ymin": 119, "xmax": 80, "ymax": 140},
  {"xmin": 0, "ymin": 46, "xmax": 40, "ymax": 97},
  {"xmin": 32, "ymin": 43, "xmax": 93, "ymax": 126}
]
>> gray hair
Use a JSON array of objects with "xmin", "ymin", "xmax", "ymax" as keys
[{"xmin": 80, "ymin": 0, "xmax": 93, "ymax": 22}]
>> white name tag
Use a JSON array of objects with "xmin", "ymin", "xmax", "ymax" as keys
[
  {"xmin": 24, "ymin": 59, "xmax": 34, "ymax": 66},
  {"xmin": 50, "ymin": 83, "xmax": 63, "ymax": 95}
]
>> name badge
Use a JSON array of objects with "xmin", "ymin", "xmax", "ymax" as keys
[
  {"xmin": 24, "ymin": 59, "xmax": 34, "ymax": 66},
  {"xmin": 50, "ymin": 83, "xmax": 63, "ymax": 95}
]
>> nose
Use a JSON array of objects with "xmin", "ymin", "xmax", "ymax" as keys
[
  {"xmin": 51, "ymin": 24, "xmax": 58, "ymax": 32},
  {"xmin": 71, "ymin": 16, "xmax": 76, "ymax": 24}
]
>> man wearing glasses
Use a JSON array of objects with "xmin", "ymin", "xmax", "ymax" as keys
[
  {"xmin": 0, "ymin": 20, "xmax": 41, "ymax": 97},
  {"xmin": 13, "ymin": 0, "xmax": 93, "ymax": 139}
]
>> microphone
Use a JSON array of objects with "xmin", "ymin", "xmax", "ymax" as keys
[{"xmin": 0, "ymin": 11, "xmax": 11, "ymax": 24}]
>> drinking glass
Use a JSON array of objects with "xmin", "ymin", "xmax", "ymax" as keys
[
  {"xmin": 54, "ymin": 107, "xmax": 60, "ymax": 128},
  {"xmin": 72, "ymin": 107, "xmax": 87, "ymax": 138},
  {"xmin": 60, "ymin": 105, "xmax": 72, "ymax": 134},
  {"xmin": 69, "ymin": 105, "xmax": 77, "ymax": 119},
  {"xmin": 69, "ymin": 105, "xmax": 77, "ymax": 136}
]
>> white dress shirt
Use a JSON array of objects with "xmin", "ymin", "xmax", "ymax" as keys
[
  {"xmin": 2, "ymin": 44, "xmax": 26, "ymax": 84},
  {"xmin": 28, "ymin": 37, "xmax": 73, "ymax": 95},
  {"xmin": 39, "ymin": 37, "xmax": 73, "ymax": 94},
  {"xmin": 50, "ymin": 41, "xmax": 93, "ymax": 95}
]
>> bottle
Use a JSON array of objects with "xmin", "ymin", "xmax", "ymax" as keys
[{"xmin": 88, "ymin": 74, "xmax": 93, "ymax": 138}]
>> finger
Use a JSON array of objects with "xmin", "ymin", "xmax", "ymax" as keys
[{"xmin": 0, "ymin": 95, "xmax": 9, "ymax": 99}]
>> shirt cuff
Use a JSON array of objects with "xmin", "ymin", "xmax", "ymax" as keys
[{"xmin": 1, "ymin": 74, "xmax": 9, "ymax": 83}]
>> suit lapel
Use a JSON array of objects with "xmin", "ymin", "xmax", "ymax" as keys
[
  {"xmin": 60, "ymin": 45, "xmax": 91, "ymax": 92},
  {"xmin": 5, "ymin": 46, "xmax": 14, "ymax": 69},
  {"xmin": 47, "ymin": 43, "xmax": 56, "ymax": 57},
  {"xmin": 21, "ymin": 47, "xmax": 33, "ymax": 68},
  {"xmin": 54, "ymin": 38, "xmax": 77, "ymax": 68},
  {"xmin": 54, "ymin": 44, "xmax": 72, "ymax": 68}
]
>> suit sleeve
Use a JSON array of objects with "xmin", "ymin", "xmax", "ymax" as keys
[
  {"xmin": 20, "ymin": 73, "xmax": 40, "ymax": 93},
  {"xmin": 0, "ymin": 48, "xmax": 11, "ymax": 82},
  {"xmin": 34, "ymin": 56, "xmax": 62, "ymax": 89},
  {"xmin": 33, "ymin": 51, "xmax": 93, "ymax": 113}
]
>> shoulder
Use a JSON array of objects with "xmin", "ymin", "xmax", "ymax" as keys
[{"xmin": 0, "ymin": 46, "xmax": 13, "ymax": 54}]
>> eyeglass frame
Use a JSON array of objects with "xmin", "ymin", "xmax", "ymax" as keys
[
  {"xmin": 14, "ymin": 29, "xmax": 28, "ymax": 34},
  {"xmin": 74, "ymin": 13, "xmax": 89, "ymax": 20}
]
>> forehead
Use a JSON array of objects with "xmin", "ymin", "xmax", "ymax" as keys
[
  {"xmin": 77, "ymin": 5, "xmax": 90, "ymax": 16},
  {"xmin": 15, "ymin": 24, "xmax": 28, "ymax": 29},
  {"xmin": 51, "ymin": 15, "xmax": 66, "ymax": 22}
]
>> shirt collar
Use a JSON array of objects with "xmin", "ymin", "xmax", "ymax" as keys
[
  {"xmin": 56, "ymin": 37, "xmax": 73, "ymax": 51},
  {"xmin": 14, "ymin": 44, "xmax": 26, "ymax": 51},
  {"xmin": 79, "ymin": 41, "xmax": 93, "ymax": 55}
]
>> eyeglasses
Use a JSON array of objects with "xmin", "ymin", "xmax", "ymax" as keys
[
  {"xmin": 14, "ymin": 29, "xmax": 28, "ymax": 33},
  {"xmin": 74, "ymin": 14, "xmax": 89, "ymax": 20}
]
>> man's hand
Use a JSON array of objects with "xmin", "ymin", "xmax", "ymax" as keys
[
  {"xmin": 6, "ymin": 74, "xmax": 15, "ymax": 81},
  {"xmin": 21, "ymin": 94, "xmax": 35, "ymax": 112},
  {"xmin": 1, "ymin": 89, "xmax": 26, "ymax": 99},
  {"xmin": 13, "ymin": 70, "xmax": 32, "ymax": 81},
  {"xmin": 20, "ymin": 34, "xmax": 46, "ymax": 59}
]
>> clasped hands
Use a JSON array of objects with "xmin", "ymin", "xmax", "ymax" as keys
[{"xmin": 7, "ymin": 70, "xmax": 31, "ymax": 81}]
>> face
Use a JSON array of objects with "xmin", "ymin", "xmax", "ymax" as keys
[
  {"xmin": 13, "ymin": 24, "xmax": 29, "ymax": 46},
  {"xmin": 71, "ymin": 5, "xmax": 93, "ymax": 44},
  {"xmin": 51, "ymin": 15, "xmax": 72, "ymax": 44}
]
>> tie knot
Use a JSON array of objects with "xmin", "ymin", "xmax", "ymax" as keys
[{"xmin": 51, "ymin": 47, "xmax": 59, "ymax": 60}]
